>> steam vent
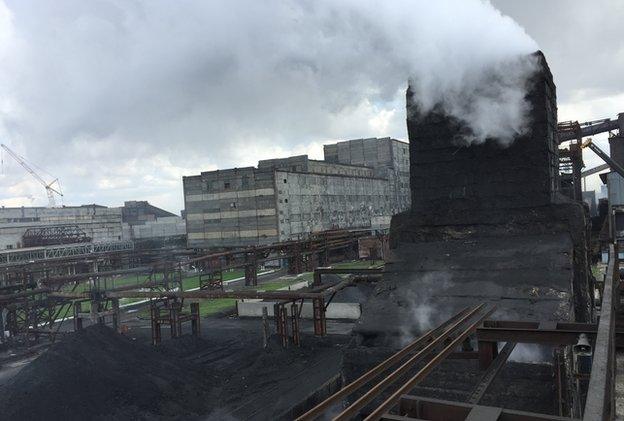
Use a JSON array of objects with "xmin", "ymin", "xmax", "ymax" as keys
[{"xmin": 356, "ymin": 51, "xmax": 592, "ymax": 344}]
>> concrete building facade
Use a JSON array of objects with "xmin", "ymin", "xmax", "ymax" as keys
[
  {"xmin": 121, "ymin": 201, "xmax": 186, "ymax": 246},
  {"xmin": 0, "ymin": 201, "xmax": 186, "ymax": 251},
  {"xmin": 183, "ymin": 137, "xmax": 410, "ymax": 248},
  {"xmin": 0, "ymin": 205, "xmax": 123, "ymax": 250}
]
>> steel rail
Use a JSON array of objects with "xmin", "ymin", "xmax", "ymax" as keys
[
  {"xmin": 467, "ymin": 341, "xmax": 516, "ymax": 404},
  {"xmin": 364, "ymin": 305, "xmax": 496, "ymax": 421},
  {"xmin": 333, "ymin": 304, "xmax": 485, "ymax": 421},
  {"xmin": 296, "ymin": 306, "xmax": 471, "ymax": 421}
]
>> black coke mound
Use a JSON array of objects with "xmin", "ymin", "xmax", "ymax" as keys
[{"xmin": 0, "ymin": 325, "xmax": 210, "ymax": 420}]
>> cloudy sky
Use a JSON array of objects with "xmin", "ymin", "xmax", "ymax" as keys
[{"xmin": 0, "ymin": 0, "xmax": 622, "ymax": 213}]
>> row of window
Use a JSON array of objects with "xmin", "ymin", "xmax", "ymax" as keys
[{"xmin": 201, "ymin": 175, "xmax": 253, "ymax": 192}]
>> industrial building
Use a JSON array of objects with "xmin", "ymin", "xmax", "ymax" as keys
[
  {"xmin": 0, "ymin": 205, "xmax": 124, "ymax": 250},
  {"xmin": 0, "ymin": 201, "xmax": 185, "ymax": 255},
  {"xmin": 121, "ymin": 201, "xmax": 186, "ymax": 248},
  {"xmin": 183, "ymin": 137, "xmax": 410, "ymax": 248}
]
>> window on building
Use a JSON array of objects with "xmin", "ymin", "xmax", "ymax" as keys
[
  {"xmin": 224, "ymin": 182, "xmax": 231, "ymax": 189},
  {"xmin": 230, "ymin": 202, "xmax": 236, "ymax": 208},
  {"xmin": 284, "ymin": 198, "xmax": 288, "ymax": 203},
  {"xmin": 283, "ymin": 179, "xmax": 287, "ymax": 183},
  {"xmin": 241, "ymin": 175, "xmax": 250, "ymax": 188}
]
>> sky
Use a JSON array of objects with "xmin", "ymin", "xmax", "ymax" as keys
[{"xmin": 0, "ymin": 0, "xmax": 622, "ymax": 213}]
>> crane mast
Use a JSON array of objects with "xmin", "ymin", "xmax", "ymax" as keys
[{"xmin": 1, "ymin": 143, "xmax": 63, "ymax": 208}]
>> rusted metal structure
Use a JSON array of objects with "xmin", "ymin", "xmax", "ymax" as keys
[
  {"xmin": 0, "ymin": 229, "xmax": 376, "ymax": 346},
  {"xmin": 150, "ymin": 300, "xmax": 200, "ymax": 345},
  {"xmin": 22, "ymin": 225, "xmax": 91, "ymax": 248},
  {"xmin": 295, "ymin": 245, "xmax": 621, "ymax": 421},
  {"xmin": 558, "ymin": 120, "xmax": 584, "ymax": 201},
  {"xmin": 558, "ymin": 117, "xmax": 621, "ymax": 143}
]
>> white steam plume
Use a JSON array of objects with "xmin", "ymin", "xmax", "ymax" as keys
[
  {"xmin": 398, "ymin": 272, "xmax": 455, "ymax": 347},
  {"xmin": 271, "ymin": 0, "xmax": 540, "ymax": 146},
  {"xmin": 0, "ymin": 0, "xmax": 538, "ymax": 208}
]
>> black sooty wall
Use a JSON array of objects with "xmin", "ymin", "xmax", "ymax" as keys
[
  {"xmin": 407, "ymin": 52, "xmax": 559, "ymax": 225},
  {"xmin": 357, "ymin": 52, "xmax": 593, "ymax": 349}
]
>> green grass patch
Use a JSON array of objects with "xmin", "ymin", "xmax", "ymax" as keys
[
  {"xmin": 592, "ymin": 264, "xmax": 605, "ymax": 280},
  {"xmin": 197, "ymin": 298, "xmax": 238, "ymax": 316}
]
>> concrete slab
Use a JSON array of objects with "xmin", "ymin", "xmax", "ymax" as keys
[{"xmin": 236, "ymin": 300, "xmax": 361, "ymax": 320}]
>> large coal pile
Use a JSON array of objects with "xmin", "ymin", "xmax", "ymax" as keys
[{"xmin": 0, "ymin": 325, "xmax": 211, "ymax": 420}]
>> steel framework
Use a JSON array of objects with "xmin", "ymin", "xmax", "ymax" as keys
[
  {"xmin": 22, "ymin": 225, "xmax": 91, "ymax": 248},
  {"xmin": 0, "ymin": 240, "xmax": 134, "ymax": 265}
]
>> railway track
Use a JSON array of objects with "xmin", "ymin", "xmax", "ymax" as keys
[{"xmin": 296, "ymin": 303, "xmax": 495, "ymax": 421}]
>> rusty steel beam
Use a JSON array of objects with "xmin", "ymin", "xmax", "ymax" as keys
[
  {"xmin": 185, "ymin": 233, "xmax": 364, "ymax": 265},
  {"xmin": 42, "ymin": 266, "xmax": 152, "ymax": 285},
  {"xmin": 313, "ymin": 267, "xmax": 383, "ymax": 287},
  {"xmin": 39, "ymin": 238, "xmax": 362, "ymax": 283},
  {"xmin": 395, "ymin": 395, "xmax": 578, "ymax": 421},
  {"xmin": 364, "ymin": 306, "xmax": 496, "ymax": 421},
  {"xmin": 295, "ymin": 307, "xmax": 471, "ymax": 421},
  {"xmin": 52, "ymin": 289, "xmax": 325, "ymax": 300},
  {"xmin": 558, "ymin": 117, "xmax": 619, "ymax": 142},
  {"xmin": 475, "ymin": 320, "xmax": 622, "ymax": 345},
  {"xmin": 468, "ymin": 341, "xmax": 516, "ymax": 404},
  {"xmin": 50, "ymin": 269, "xmax": 365, "ymax": 302},
  {"xmin": 0, "ymin": 287, "xmax": 51, "ymax": 302},
  {"xmin": 332, "ymin": 304, "xmax": 486, "ymax": 421}
]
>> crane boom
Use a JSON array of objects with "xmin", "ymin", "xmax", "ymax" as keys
[
  {"xmin": 581, "ymin": 138, "xmax": 624, "ymax": 180},
  {"xmin": 1, "ymin": 143, "xmax": 63, "ymax": 207},
  {"xmin": 558, "ymin": 115, "xmax": 621, "ymax": 143}
]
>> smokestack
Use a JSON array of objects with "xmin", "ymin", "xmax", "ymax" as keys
[{"xmin": 406, "ymin": 51, "xmax": 558, "ymax": 226}]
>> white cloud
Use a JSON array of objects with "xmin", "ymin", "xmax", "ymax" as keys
[{"xmin": 0, "ymin": 0, "xmax": 621, "ymax": 212}]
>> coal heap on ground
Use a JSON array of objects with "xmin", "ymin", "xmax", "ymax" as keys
[{"xmin": 0, "ymin": 325, "xmax": 211, "ymax": 420}]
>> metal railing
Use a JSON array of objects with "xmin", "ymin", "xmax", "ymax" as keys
[{"xmin": 584, "ymin": 243, "xmax": 618, "ymax": 420}]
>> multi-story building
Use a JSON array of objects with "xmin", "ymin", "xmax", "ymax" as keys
[{"xmin": 183, "ymin": 137, "xmax": 410, "ymax": 248}]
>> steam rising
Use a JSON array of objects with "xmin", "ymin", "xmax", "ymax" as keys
[
  {"xmin": 398, "ymin": 272, "xmax": 455, "ymax": 346},
  {"xmin": 411, "ymin": 55, "xmax": 539, "ymax": 146},
  {"xmin": 0, "ymin": 0, "xmax": 538, "ymax": 208}
]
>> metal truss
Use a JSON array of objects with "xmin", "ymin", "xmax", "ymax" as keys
[{"xmin": 0, "ymin": 241, "xmax": 134, "ymax": 265}]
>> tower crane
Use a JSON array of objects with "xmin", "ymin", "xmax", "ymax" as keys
[{"xmin": 0, "ymin": 143, "xmax": 63, "ymax": 208}]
